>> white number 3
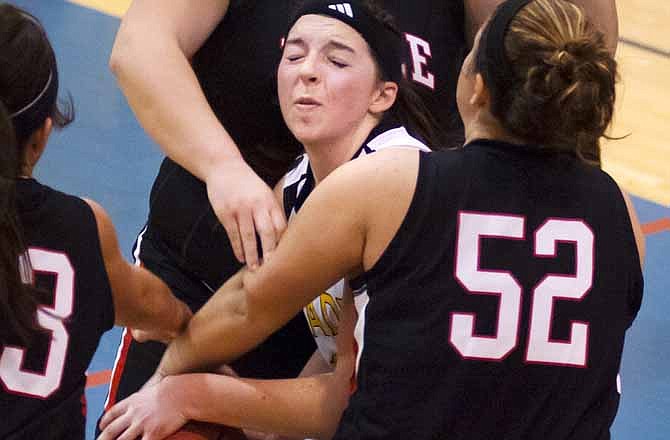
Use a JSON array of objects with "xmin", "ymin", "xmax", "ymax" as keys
[
  {"xmin": 450, "ymin": 213, "xmax": 594, "ymax": 367},
  {"xmin": 1, "ymin": 248, "xmax": 74, "ymax": 398}
]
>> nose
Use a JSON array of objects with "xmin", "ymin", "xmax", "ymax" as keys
[{"xmin": 298, "ymin": 55, "xmax": 320, "ymax": 85}]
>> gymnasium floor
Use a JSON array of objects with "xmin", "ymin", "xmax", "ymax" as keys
[{"xmin": 9, "ymin": 1, "xmax": 670, "ymax": 438}]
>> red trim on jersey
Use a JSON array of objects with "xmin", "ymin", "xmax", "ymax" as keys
[
  {"xmin": 350, "ymin": 339, "xmax": 359, "ymax": 395},
  {"xmin": 81, "ymin": 393, "xmax": 87, "ymax": 417},
  {"xmin": 104, "ymin": 330, "xmax": 133, "ymax": 411}
]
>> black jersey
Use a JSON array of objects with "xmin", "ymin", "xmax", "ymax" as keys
[
  {"xmin": 390, "ymin": 0, "xmax": 467, "ymax": 147},
  {"xmin": 335, "ymin": 140, "xmax": 643, "ymax": 440},
  {"xmin": 1, "ymin": 179, "xmax": 114, "ymax": 439}
]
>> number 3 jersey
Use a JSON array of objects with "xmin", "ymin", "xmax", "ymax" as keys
[
  {"xmin": 333, "ymin": 140, "xmax": 643, "ymax": 440},
  {"xmin": 282, "ymin": 119, "xmax": 430, "ymax": 367},
  {"xmin": 1, "ymin": 179, "xmax": 114, "ymax": 439}
]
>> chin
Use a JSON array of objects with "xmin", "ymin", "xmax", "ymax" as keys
[{"xmin": 289, "ymin": 124, "xmax": 322, "ymax": 146}]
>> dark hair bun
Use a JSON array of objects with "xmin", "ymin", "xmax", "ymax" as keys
[{"xmin": 477, "ymin": 0, "xmax": 617, "ymax": 164}]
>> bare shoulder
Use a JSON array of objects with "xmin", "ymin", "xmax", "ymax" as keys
[
  {"xmin": 82, "ymin": 198, "xmax": 111, "ymax": 233},
  {"xmin": 327, "ymin": 148, "xmax": 422, "ymax": 189},
  {"xmin": 81, "ymin": 198, "xmax": 119, "ymax": 260}
]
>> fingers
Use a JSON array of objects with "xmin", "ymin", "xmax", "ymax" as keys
[
  {"xmin": 220, "ymin": 212, "xmax": 244, "ymax": 264},
  {"xmin": 255, "ymin": 209, "xmax": 278, "ymax": 265},
  {"xmin": 99, "ymin": 401, "xmax": 127, "ymax": 431},
  {"xmin": 238, "ymin": 210, "xmax": 259, "ymax": 269},
  {"xmin": 98, "ymin": 411, "xmax": 134, "ymax": 440},
  {"xmin": 270, "ymin": 205, "xmax": 287, "ymax": 245}
]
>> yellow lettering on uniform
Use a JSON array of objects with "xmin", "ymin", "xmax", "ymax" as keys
[
  {"xmin": 320, "ymin": 293, "xmax": 341, "ymax": 336},
  {"xmin": 305, "ymin": 297, "xmax": 333, "ymax": 336}
]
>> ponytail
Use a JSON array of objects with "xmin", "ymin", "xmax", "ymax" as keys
[{"xmin": 0, "ymin": 102, "xmax": 44, "ymax": 346}]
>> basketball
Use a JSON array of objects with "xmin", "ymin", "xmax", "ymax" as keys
[{"xmin": 165, "ymin": 422, "xmax": 247, "ymax": 440}]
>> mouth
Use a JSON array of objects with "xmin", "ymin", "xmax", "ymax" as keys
[{"xmin": 294, "ymin": 97, "xmax": 321, "ymax": 109}]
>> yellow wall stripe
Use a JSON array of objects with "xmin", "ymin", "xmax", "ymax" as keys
[{"xmin": 67, "ymin": 0, "xmax": 131, "ymax": 18}]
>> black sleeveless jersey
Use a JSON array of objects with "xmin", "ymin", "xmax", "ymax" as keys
[
  {"xmin": 335, "ymin": 140, "xmax": 643, "ymax": 440},
  {"xmin": 1, "ymin": 179, "xmax": 114, "ymax": 439}
]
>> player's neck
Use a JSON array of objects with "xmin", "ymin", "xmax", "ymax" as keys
[
  {"xmin": 464, "ymin": 113, "xmax": 524, "ymax": 146},
  {"xmin": 304, "ymin": 119, "xmax": 378, "ymax": 184}
]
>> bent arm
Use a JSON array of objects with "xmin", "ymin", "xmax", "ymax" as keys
[
  {"xmin": 109, "ymin": 0, "xmax": 240, "ymax": 180},
  {"xmin": 171, "ymin": 290, "xmax": 356, "ymax": 438},
  {"xmin": 155, "ymin": 150, "xmax": 420, "ymax": 377},
  {"xmin": 85, "ymin": 199, "xmax": 191, "ymax": 339},
  {"xmin": 463, "ymin": 0, "xmax": 618, "ymax": 53}
]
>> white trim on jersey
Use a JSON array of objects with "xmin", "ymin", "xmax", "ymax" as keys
[
  {"xmin": 284, "ymin": 155, "xmax": 310, "ymax": 187},
  {"xmin": 131, "ymin": 225, "xmax": 147, "ymax": 264},
  {"xmin": 353, "ymin": 292, "xmax": 370, "ymax": 377},
  {"xmin": 365, "ymin": 126, "xmax": 430, "ymax": 153},
  {"xmin": 284, "ymin": 127, "xmax": 427, "ymax": 188}
]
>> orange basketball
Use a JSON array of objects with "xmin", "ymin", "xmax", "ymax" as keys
[{"xmin": 165, "ymin": 422, "xmax": 247, "ymax": 440}]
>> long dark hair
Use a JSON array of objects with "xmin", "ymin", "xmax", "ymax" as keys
[
  {"xmin": 0, "ymin": 3, "xmax": 70, "ymax": 345},
  {"xmin": 0, "ymin": 101, "xmax": 45, "ymax": 345}
]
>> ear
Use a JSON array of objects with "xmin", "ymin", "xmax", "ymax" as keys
[
  {"xmin": 369, "ymin": 80, "xmax": 398, "ymax": 114},
  {"xmin": 23, "ymin": 117, "xmax": 52, "ymax": 171},
  {"xmin": 469, "ymin": 73, "xmax": 490, "ymax": 108}
]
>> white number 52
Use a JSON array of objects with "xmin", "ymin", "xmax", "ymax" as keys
[{"xmin": 450, "ymin": 212, "xmax": 593, "ymax": 367}]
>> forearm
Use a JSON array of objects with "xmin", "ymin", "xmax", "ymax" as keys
[
  {"xmin": 170, "ymin": 373, "xmax": 347, "ymax": 439},
  {"xmin": 129, "ymin": 265, "xmax": 191, "ymax": 339},
  {"xmin": 157, "ymin": 272, "xmax": 264, "ymax": 375}
]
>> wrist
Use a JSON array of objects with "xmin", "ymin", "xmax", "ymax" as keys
[{"xmin": 201, "ymin": 152, "xmax": 247, "ymax": 184}]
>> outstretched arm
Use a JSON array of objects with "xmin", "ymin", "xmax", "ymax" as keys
[
  {"xmin": 85, "ymin": 199, "xmax": 191, "ymax": 341},
  {"xmin": 110, "ymin": 0, "xmax": 285, "ymax": 268},
  {"xmin": 153, "ymin": 149, "xmax": 420, "ymax": 377},
  {"xmin": 98, "ymin": 289, "xmax": 357, "ymax": 440}
]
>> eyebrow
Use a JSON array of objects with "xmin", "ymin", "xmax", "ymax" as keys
[{"xmin": 284, "ymin": 38, "xmax": 356, "ymax": 54}]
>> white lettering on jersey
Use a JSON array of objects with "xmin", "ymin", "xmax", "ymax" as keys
[
  {"xmin": 328, "ymin": 3, "xmax": 354, "ymax": 18},
  {"xmin": 405, "ymin": 33, "xmax": 435, "ymax": 90},
  {"xmin": 0, "ymin": 248, "xmax": 74, "ymax": 399},
  {"xmin": 450, "ymin": 213, "xmax": 594, "ymax": 367}
]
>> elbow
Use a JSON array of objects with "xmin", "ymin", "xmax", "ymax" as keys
[
  {"xmin": 109, "ymin": 31, "xmax": 134, "ymax": 79},
  {"xmin": 109, "ymin": 19, "xmax": 145, "ymax": 79}
]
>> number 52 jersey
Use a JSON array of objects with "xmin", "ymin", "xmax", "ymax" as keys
[
  {"xmin": 1, "ymin": 179, "xmax": 114, "ymax": 439},
  {"xmin": 334, "ymin": 140, "xmax": 644, "ymax": 440}
]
